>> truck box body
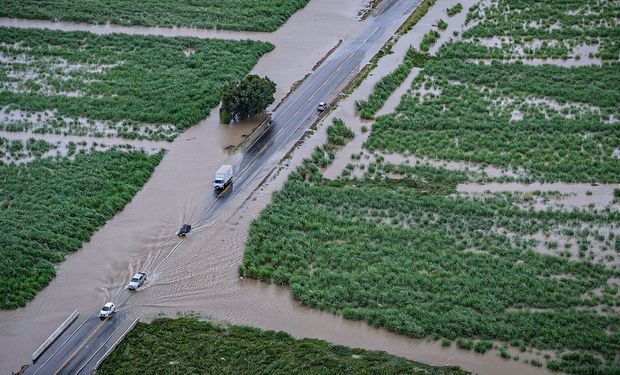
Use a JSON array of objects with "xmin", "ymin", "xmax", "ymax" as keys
[{"xmin": 214, "ymin": 164, "xmax": 233, "ymax": 189}]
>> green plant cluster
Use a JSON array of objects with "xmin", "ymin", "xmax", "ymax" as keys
[
  {"xmin": 437, "ymin": 19, "xmax": 448, "ymax": 31},
  {"xmin": 399, "ymin": 0, "xmax": 437, "ymax": 35},
  {"xmin": 326, "ymin": 118, "xmax": 354, "ymax": 146},
  {"xmin": 454, "ymin": 0, "xmax": 620, "ymax": 60},
  {"xmin": 361, "ymin": 160, "xmax": 472, "ymax": 188},
  {"xmin": 355, "ymin": 48, "xmax": 426, "ymax": 119},
  {"xmin": 0, "ymin": 137, "xmax": 57, "ymax": 162},
  {"xmin": 420, "ymin": 30, "xmax": 441, "ymax": 53},
  {"xmin": 447, "ymin": 4, "xmax": 463, "ymax": 17},
  {"xmin": 220, "ymin": 75, "xmax": 276, "ymax": 123},
  {"xmin": 0, "ymin": 115, "xmax": 179, "ymax": 142},
  {"xmin": 97, "ymin": 317, "xmax": 468, "ymax": 374},
  {"xmin": 242, "ymin": 177, "xmax": 620, "ymax": 373},
  {"xmin": 365, "ymin": 60, "xmax": 620, "ymax": 183},
  {"xmin": 0, "ymin": 149, "xmax": 163, "ymax": 309},
  {"xmin": 0, "ymin": 0, "xmax": 309, "ymax": 32},
  {"xmin": 0, "ymin": 27, "xmax": 273, "ymax": 137},
  {"xmin": 293, "ymin": 118, "xmax": 357, "ymax": 184}
]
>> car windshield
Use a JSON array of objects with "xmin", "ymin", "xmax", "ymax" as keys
[
  {"xmin": 102, "ymin": 306, "xmax": 109, "ymax": 311},
  {"xmin": 131, "ymin": 278, "xmax": 139, "ymax": 282},
  {"xmin": 214, "ymin": 179, "xmax": 223, "ymax": 183}
]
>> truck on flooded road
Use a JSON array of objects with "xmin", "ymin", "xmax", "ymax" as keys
[{"xmin": 214, "ymin": 164, "xmax": 233, "ymax": 190}]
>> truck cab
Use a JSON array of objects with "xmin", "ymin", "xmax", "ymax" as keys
[{"xmin": 214, "ymin": 164, "xmax": 233, "ymax": 190}]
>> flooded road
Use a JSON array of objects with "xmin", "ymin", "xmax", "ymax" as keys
[{"xmin": 1, "ymin": 1, "xmax": 558, "ymax": 374}]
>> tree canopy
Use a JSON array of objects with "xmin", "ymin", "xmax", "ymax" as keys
[{"xmin": 220, "ymin": 75, "xmax": 276, "ymax": 123}]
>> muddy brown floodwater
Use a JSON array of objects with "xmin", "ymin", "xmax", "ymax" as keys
[{"xmin": 1, "ymin": 1, "xmax": 554, "ymax": 374}]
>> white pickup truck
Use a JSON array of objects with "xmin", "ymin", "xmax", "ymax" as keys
[{"xmin": 214, "ymin": 164, "xmax": 233, "ymax": 190}]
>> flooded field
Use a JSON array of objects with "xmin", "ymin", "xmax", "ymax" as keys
[
  {"xmin": 0, "ymin": 0, "xmax": 365, "ymax": 371},
  {"xmin": 2, "ymin": 0, "xmax": 616, "ymax": 374}
]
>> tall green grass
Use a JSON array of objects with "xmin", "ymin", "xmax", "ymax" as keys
[
  {"xmin": 355, "ymin": 48, "xmax": 426, "ymax": 119},
  {"xmin": 97, "ymin": 317, "xmax": 468, "ymax": 374},
  {"xmin": 0, "ymin": 27, "xmax": 273, "ymax": 136},
  {"xmin": 0, "ymin": 149, "xmax": 163, "ymax": 309},
  {"xmin": 453, "ymin": 0, "xmax": 619, "ymax": 60},
  {"xmin": 242, "ymin": 178, "xmax": 620, "ymax": 373},
  {"xmin": 0, "ymin": 0, "xmax": 309, "ymax": 32},
  {"xmin": 365, "ymin": 60, "xmax": 620, "ymax": 182}
]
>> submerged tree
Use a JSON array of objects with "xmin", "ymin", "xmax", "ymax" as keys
[{"xmin": 220, "ymin": 74, "xmax": 276, "ymax": 123}]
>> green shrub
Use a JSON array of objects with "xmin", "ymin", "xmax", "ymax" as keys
[
  {"xmin": 447, "ymin": 3, "xmax": 463, "ymax": 17},
  {"xmin": 456, "ymin": 339, "xmax": 474, "ymax": 351},
  {"xmin": 327, "ymin": 118, "xmax": 354, "ymax": 146},
  {"xmin": 474, "ymin": 341, "xmax": 493, "ymax": 354},
  {"xmin": 420, "ymin": 30, "xmax": 440, "ymax": 53}
]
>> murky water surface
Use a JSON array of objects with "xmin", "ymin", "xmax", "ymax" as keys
[{"xmin": 0, "ymin": 1, "xmax": 560, "ymax": 374}]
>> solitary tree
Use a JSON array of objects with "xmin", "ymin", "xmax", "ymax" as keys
[{"xmin": 220, "ymin": 75, "xmax": 276, "ymax": 123}]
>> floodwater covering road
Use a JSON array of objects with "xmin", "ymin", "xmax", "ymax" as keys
[
  {"xmin": 1, "ymin": 0, "xmax": 431, "ymax": 373},
  {"xmin": 2, "ymin": 1, "xmax": 555, "ymax": 375}
]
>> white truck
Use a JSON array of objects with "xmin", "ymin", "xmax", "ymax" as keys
[{"xmin": 213, "ymin": 164, "xmax": 233, "ymax": 190}]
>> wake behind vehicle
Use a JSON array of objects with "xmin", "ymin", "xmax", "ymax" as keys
[
  {"xmin": 214, "ymin": 164, "xmax": 233, "ymax": 190},
  {"xmin": 99, "ymin": 302, "xmax": 116, "ymax": 319},
  {"xmin": 127, "ymin": 272, "xmax": 147, "ymax": 290}
]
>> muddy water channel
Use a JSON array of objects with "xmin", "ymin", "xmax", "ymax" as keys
[{"xmin": 1, "ymin": 2, "xmax": 553, "ymax": 375}]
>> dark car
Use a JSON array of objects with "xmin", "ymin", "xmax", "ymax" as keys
[{"xmin": 177, "ymin": 224, "xmax": 192, "ymax": 237}]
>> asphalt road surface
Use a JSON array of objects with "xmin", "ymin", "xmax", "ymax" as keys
[{"xmin": 23, "ymin": 1, "xmax": 422, "ymax": 373}]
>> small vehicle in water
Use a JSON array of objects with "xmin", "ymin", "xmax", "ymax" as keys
[
  {"xmin": 177, "ymin": 224, "xmax": 192, "ymax": 237},
  {"xmin": 127, "ymin": 272, "xmax": 147, "ymax": 290},
  {"xmin": 214, "ymin": 165, "xmax": 233, "ymax": 190},
  {"xmin": 99, "ymin": 302, "xmax": 116, "ymax": 319},
  {"xmin": 317, "ymin": 101, "xmax": 327, "ymax": 112}
]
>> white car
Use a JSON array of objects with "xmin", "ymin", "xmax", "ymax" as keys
[
  {"xmin": 317, "ymin": 102, "xmax": 327, "ymax": 112},
  {"xmin": 99, "ymin": 302, "xmax": 116, "ymax": 319},
  {"xmin": 127, "ymin": 272, "xmax": 147, "ymax": 290}
]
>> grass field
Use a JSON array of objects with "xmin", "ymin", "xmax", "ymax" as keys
[
  {"xmin": 0, "ymin": 149, "xmax": 163, "ymax": 309},
  {"xmin": 365, "ymin": 59, "xmax": 620, "ymax": 183},
  {"xmin": 449, "ymin": 0, "xmax": 620, "ymax": 60},
  {"xmin": 0, "ymin": 0, "xmax": 309, "ymax": 32},
  {"xmin": 242, "ymin": 178, "xmax": 620, "ymax": 372},
  {"xmin": 0, "ymin": 27, "xmax": 273, "ymax": 140},
  {"xmin": 97, "ymin": 317, "xmax": 468, "ymax": 375},
  {"xmin": 242, "ymin": 0, "xmax": 620, "ymax": 373}
]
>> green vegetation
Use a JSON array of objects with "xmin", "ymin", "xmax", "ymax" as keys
[
  {"xmin": 365, "ymin": 60, "xmax": 620, "ymax": 182},
  {"xmin": 355, "ymin": 48, "xmax": 426, "ymax": 119},
  {"xmin": 399, "ymin": 0, "xmax": 437, "ymax": 35},
  {"xmin": 0, "ymin": 0, "xmax": 309, "ymax": 32},
  {"xmin": 326, "ymin": 118, "xmax": 354, "ymax": 146},
  {"xmin": 243, "ymin": 176, "xmax": 620, "ymax": 373},
  {"xmin": 0, "ymin": 137, "xmax": 56, "ymax": 162},
  {"xmin": 420, "ymin": 30, "xmax": 441, "ymax": 53},
  {"xmin": 241, "ymin": 1, "xmax": 620, "ymax": 373},
  {"xmin": 97, "ymin": 317, "xmax": 468, "ymax": 374},
  {"xmin": 438, "ymin": 19, "xmax": 448, "ymax": 31},
  {"xmin": 0, "ymin": 149, "xmax": 163, "ymax": 309},
  {"xmin": 453, "ymin": 0, "xmax": 619, "ymax": 60},
  {"xmin": 220, "ymin": 75, "xmax": 276, "ymax": 123},
  {"xmin": 446, "ymin": 4, "xmax": 463, "ymax": 17},
  {"xmin": 0, "ymin": 27, "xmax": 273, "ymax": 140}
]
